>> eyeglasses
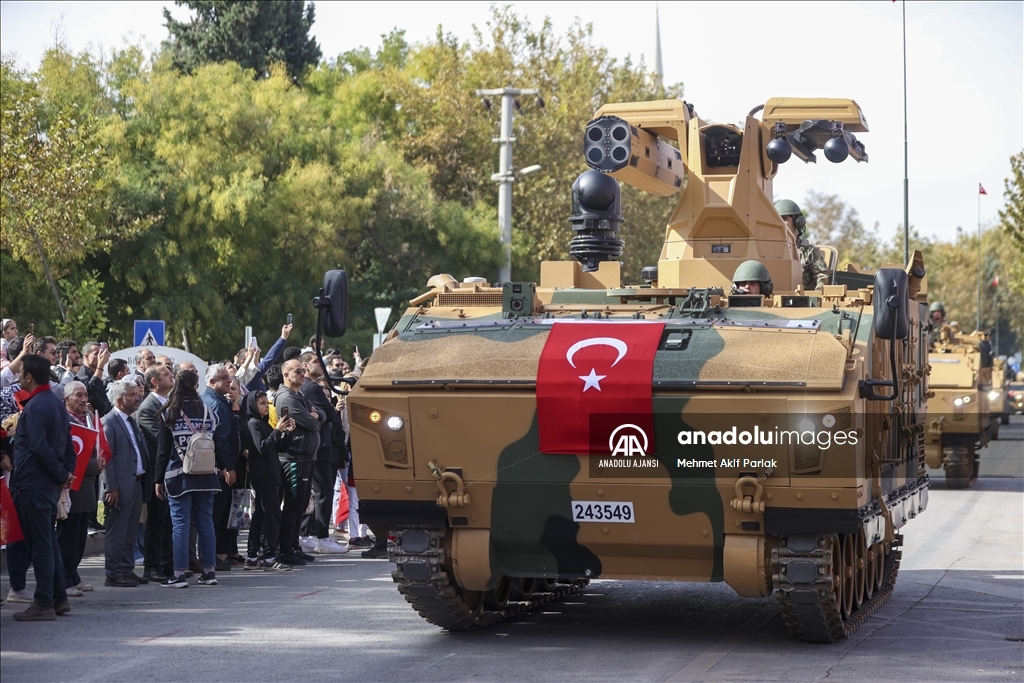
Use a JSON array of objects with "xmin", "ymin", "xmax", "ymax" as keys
[{"xmin": 290, "ymin": 368, "xmax": 306, "ymax": 375}]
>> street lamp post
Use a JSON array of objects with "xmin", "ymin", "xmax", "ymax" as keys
[{"xmin": 477, "ymin": 86, "xmax": 539, "ymax": 283}]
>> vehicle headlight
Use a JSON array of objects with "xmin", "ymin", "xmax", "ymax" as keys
[
  {"xmin": 988, "ymin": 391, "xmax": 1000, "ymax": 401},
  {"xmin": 386, "ymin": 416, "xmax": 405, "ymax": 431},
  {"xmin": 953, "ymin": 398, "xmax": 964, "ymax": 407},
  {"xmin": 963, "ymin": 396, "xmax": 971, "ymax": 404}
]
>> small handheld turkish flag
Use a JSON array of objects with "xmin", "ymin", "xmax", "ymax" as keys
[
  {"xmin": 536, "ymin": 322, "xmax": 665, "ymax": 455},
  {"xmin": 0, "ymin": 477, "xmax": 23, "ymax": 544},
  {"xmin": 69, "ymin": 422, "xmax": 99, "ymax": 491},
  {"xmin": 979, "ymin": 183, "xmax": 987, "ymax": 195}
]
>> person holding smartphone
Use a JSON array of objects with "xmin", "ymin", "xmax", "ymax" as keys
[
  {"xmin": 242, "ymin": 321, "xmax": 293, "ymax": 393},
  {"xmin": 76, "ymin": 341, "xmax": 113, "ymax": 416}
]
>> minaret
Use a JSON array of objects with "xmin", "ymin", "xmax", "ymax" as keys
[{"xmin": 654, "ymin": 3, "xmax": 664, "ymax": 90}]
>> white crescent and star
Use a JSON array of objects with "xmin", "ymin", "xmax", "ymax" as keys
[
  {"xmin": 565, "ymin": 337, "xmax": 628, "ymax": 392},
  {"xmin": 72, "ymin": 435, "xmax": 84, "ymax": 456}
]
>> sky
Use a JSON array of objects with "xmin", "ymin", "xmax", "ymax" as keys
[{"xmin": 1, "ymin": 0, "xmax": 1021, "ymax": 247}]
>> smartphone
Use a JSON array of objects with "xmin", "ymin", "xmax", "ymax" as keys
[
  {"xmin": 249, "ymin": 336, "xmax": 258, "ymax": 349},
  {"xmin": 287, "ymin": 313, "xmax": 293, "ymax": 325},
  {"xmin": 280, "ymin": 407, "xmax": 289, "ymax": 418},
  {"xmin": 30, "ymin": 324, "xmax": 34, "ymax": 334},
  {"xmin": 100, "ymin": 342, "xmax": 108, "ymax": 352}
]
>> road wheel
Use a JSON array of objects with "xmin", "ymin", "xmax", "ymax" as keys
[
  {"xmin": 853, "ymin": 529, "xmax": 867, "ymax": 609},
  {"xmin": 840, "ymin": 533, "xmax": 855, "ymax": 619},
  {"xmin": 872, "ymin": 541, "xmax": 885, "ymax": 593},
  {"xmin": 510, "ymin": 577, "xmax": 536, "ymax": 600},
  {"xmin": 861, "ymin": 529, "xmax": 875, "ymax": 601},
  {"xmin": 484, "ymin": 576, "xmax": 512, "ymax": 610}
]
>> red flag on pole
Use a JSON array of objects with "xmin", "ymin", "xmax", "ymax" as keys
[
  {"xmin": 536, "ymin": 322, "xmax": 665, "ymax": 455},
  {"xmin": 0, "ymin": 476, "xmax": 23, "ymax": 544},
  {"xmin": 69, "ymin": 422, "xmax": 99, "ymax": 491},
  {"xmin": 979, "ymin": 183, "xmax": 987, "ymax": 195}
]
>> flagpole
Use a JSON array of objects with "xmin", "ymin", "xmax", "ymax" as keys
[
  {"xmin": 977, "ymin": 187, "xmax": 981, "ymax": 333},
  {"xmin": 902, "ymin": 0, "xmax": 910, "ymax": 266}
]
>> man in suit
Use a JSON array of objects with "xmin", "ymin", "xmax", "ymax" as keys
[
  {"xmin": 137, "ymin": 365, "xmax": 174, "ymax": 581},
  {"xmin": 101, "ymin": 378, "xmax": 149, "ymax": 587}
]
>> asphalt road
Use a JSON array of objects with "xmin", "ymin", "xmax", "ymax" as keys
[{"xmin": 2, "ymin": 417, "xmax": 1021, "ymax": 683}]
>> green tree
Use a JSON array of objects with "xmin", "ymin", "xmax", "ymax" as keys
[
  {"xmin": 1, "ymin": 59, "xmax": 104, "ymax": 321},
  {"xmin": 93, "ymin": 55, "xmax": 498, "ymax": 358},
  {"xmin": 55, "ymin": 271, "xmax": 109, "ymax": 341},
  {"xmin": 802, "ymin": 190, "xmax": 889, "ymax": 269},
  {"xmin": 997, "ymin": 151, "xmax": 1024, "ymax": 298},
  {"xmin": 362, "ymin": 8, "xmax": 683, "ymax": 283},
  {"xmin": 163, "ymin": 0, "xmax": 322, "ymax": 83}
]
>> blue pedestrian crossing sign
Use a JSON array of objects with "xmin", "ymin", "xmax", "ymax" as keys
[{"xmin": 134, "ymin": 320, "xmax": 165, "ymax": 347}]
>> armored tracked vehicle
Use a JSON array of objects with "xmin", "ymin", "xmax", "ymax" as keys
[
  {"xmin": 925, "ymin": 324, "xmax": 994, "ymax": 487},
  {"xmin": 318, "ymin": 98, "xmax": 930, "ymax": 642}
]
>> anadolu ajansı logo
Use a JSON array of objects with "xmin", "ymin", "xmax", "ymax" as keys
[{"xmin": 608, "ymin": 424, "xmax": 649, "ymax": 457}]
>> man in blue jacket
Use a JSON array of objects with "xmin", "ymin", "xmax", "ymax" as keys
[
  {"xmin": 10, "ymin": 354, "xmax": 75, "ymax": 621},
  {"xmin": 203, "ymin": 364, "xmax": 239, "ymax": 569}
]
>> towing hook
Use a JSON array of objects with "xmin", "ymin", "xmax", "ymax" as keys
[
  {"xmin": 436, "ymin": 471, "xmax": 471, "ymax": 509},
  {"xmin": 730, "ymin": 476, "xmax": 765, "ymax": 513}
]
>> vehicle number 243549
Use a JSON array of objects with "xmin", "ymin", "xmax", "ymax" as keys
[{"xmin": 571, "ymin": 501, "xmax": 635, "ymax": 523}]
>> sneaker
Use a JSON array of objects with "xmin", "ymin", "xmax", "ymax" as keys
[
  {"xmin": 267, "ymin": 561, "xmax": 293, "ymax": 572},
  {"xmin": 214, "ymin": 558, "xmax": 232, "ymax": 572},
  {"xmin": 227, "ymin": 554, "xmax": 244, "ymax": 565},
  {"xmin": 7, "ymin": 588, "xmax": 34, "ymax": 603},
  {"xmin": 314, "ymin": 537, "xmax": 348, "ymax": 554},
  {"xmin": 243, "ymin": 558, "xmax": 263, "ymax": 570},
  {"xmin": 299, "ymin": 536, "xmax": 316, "ymax": 552},
  {"xmin": 12, "ymin": 601, "xmax": 56, "ymax": 621},
  {"xmin": 161, "ymin": 575, "xmax": 189, "ymax": 589},
  {"xmin": 361, "ymin": 546, "xmax": 389, "ymax": 560},
  {"xmin": 130, "ymin": 572, "xmax": 151, "ymax": 585},
  {"xmin": 182, "ymin": 570, "xmax": 195, "ymax": 580},
  {"xmin": 277, "ymin": 553, "xmax": 306, "ymax": 567},
  {"xmin": 54, "ymin": 600, "xmax": 71, "ymax": 616},
  {"xmin": 75, "ymin": 582, "xmax": 94, "ymax": 592},
  {"xmin": 297, "ymin": 550, "xmax": 316, "ymax": 563},
  {"xmin": 66, "ymin": 586, "xmax": 84, "ymax": 598},
  {"xmin": 198, "ymin": 572, "xmax": 218, "ymax": 586}
]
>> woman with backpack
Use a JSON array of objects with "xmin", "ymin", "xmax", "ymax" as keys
[
  {"xmin": 241, "ymin": 390, "xmax": 295, "ymax": 570},
  {"xmin": 154, "ymin": 370, "xmax": 222, "ymax": 588}
]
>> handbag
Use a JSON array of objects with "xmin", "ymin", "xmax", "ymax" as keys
[
  {"xmin": 227, "ymin": 487, "xmax": 254, "ymax": 530},
  {"xmin": 57, "ymin": 488, "xmax": 71, "ymax": 521}
]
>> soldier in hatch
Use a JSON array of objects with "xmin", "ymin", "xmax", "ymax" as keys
[
  {"xmin": 731, "ymin": 260, "xmax": 774, "ymax": 297},
  {"xmin": 775, "ymin": 199, "xmax": 829, "ymax": 291},
  {"xmin": 928, "ymin": 301, "xmax": 946, "ymax": 347}
]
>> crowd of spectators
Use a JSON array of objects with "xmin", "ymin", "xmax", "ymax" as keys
[{"xmin": 1, "ymin": 318, "xmax": 374, "ymax": 620}]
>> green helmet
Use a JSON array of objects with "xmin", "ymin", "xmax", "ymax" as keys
[
  {"xmin": 929, "ymin": 301, "xmax": 945, "ymax": 313},
  {"xmin": 732, "ymin": 260, "xmax": 773, "ymax": 297},
  {"xmin": 775, "ymin": 199, "xmax": 806, "ymax": 234}
]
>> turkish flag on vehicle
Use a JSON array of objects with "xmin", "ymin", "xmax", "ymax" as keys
[
  {"xmin": 69, "ymin": 422, "xmax": 100, "ymax": 491},
  {"xmin": 537, "ymin": 322, "xmax": 665, "ymax": 455}
]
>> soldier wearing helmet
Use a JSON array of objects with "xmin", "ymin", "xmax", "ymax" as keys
[
  {"xmin": 775, "ymin": 199, "xmax": 829, "ymax": 291},
  {"xmin": 929, "ymin": 301, "xmax": 946, "ymax": 347},
  {"xmin": 732, "ymin": 260, "xmax": 774, "ymax": 297}
]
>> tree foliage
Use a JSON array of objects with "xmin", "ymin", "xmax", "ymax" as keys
[
  {"xmin": 163, "ymin": 0, "xmax": 321, "ymax": 83},
  {"xmin": 997, "ymin": 151, "xmax": 1024, "ymax": 299}
]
